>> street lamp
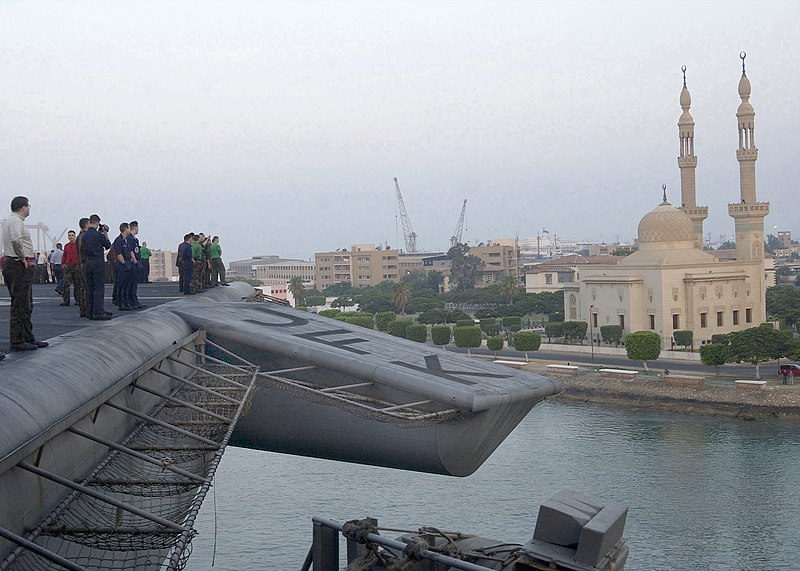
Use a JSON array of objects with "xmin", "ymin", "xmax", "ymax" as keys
[{"xmin": 589, "ymin": 304, "xmax": 595, "ymax": 365}]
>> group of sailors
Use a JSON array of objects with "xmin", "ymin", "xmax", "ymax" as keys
[
  {"xmin": 177, "ymin": 232, "xmax": 229, "ymax": 295},
  {"xmin": 1, "ymin": 196, "xmax": 152, "ymax": 361}
]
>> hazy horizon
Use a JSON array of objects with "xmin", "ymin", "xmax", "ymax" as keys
[{"xmin": 2, "ymin": 1, "xmax": 798, "ymax": 263}]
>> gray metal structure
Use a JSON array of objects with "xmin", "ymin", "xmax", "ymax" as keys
[
  {"xmin": 305, "ymin": 489, "xmax": 628, "ymax": 570},
  {"xmin": 0, "ymin": 283, "xmax": 562, "ymax": 569}
]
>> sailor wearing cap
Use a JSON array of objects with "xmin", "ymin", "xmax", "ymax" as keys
[{"xmin": 83, "ymin": 214, "xmax": 113, "ymax": 320}]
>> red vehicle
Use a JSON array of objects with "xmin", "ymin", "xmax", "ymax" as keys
[{"xmin": 778, "ymin": 363, "xmax": 800, "ymax": 376}]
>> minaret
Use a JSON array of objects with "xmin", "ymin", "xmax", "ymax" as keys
[
  {"xmin": 728, "ymin": 52, "xmax": 769, "ymax": 262},
  {"xmin": 677, "ymin": 65, "xmax": 708, "ymax": 249}
]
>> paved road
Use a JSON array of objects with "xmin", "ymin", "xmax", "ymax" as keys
[{"xmin": 444, "ymin": 344, "xmax": 776, "ymax": 379}]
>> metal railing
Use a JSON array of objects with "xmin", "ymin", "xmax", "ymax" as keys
[{"xmin": 302, "ymin": 517, "xmax": 498, "ymax": 571}]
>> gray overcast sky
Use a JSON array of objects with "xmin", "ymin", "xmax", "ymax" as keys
[{"xmin": 1, "ymin": 0, "xmax": 798, "ymax": 262}]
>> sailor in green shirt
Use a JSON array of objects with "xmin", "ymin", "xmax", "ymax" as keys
[
  {"xmin": 210, "ymin": 236, "xmax": 229, "ymax": 286},
  {"xmin": 139, "ymin": 242, "xmax": 152, "ymax": 283},
  {"xmin": 190, "ymin": 235, "xmax": 204, "ymax": 293}
]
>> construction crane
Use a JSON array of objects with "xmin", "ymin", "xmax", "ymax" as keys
[
  {"xmin": 393, "ymin": 177, "xmax": 418, "ymax": 253},
  {"xmin": 450, "ymin": 199, "xmax": 467, "ymax": 248}
]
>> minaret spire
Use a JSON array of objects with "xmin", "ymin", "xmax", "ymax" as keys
[
  {"xmin": 677, "ymin": 65, "xmax": 707, "ymax": 249},
  {"xmin": 728, "ymin": 51, "xmax": 769, "ymax": 263}
]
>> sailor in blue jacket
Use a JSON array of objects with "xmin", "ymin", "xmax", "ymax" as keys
[{"xmin": 83, "ymin": 215, "xmax": 112, "ymax": 320}]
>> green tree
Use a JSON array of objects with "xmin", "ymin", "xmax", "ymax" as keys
[
  {"xmin": 699, "ymin": 343, "xmax": 730, "ymax": 376},
  {"xmin": 487, "ymin": 335, "xmax": 504, "ymax": 356},
  {"xmin": 513, "ymin": 331, "xmax": 542, "ymax": 361},
  {"xmin": 611, "ymin": 246, "xmax": 635, "ymax": 256},
  {"xmin": 375, "ymin": 311, "xmax": 397, "ymax": 332},
  {"xmin": 453, "ymin": 325, "xmax": 482, "ymax": 355},
  {"xmin": 728, "ymin": 325, "xmax": 791, "ymax": 379},
  {"xmin": 765, "ymin": 233, "xmax": 781, "ymax": 254},
  {"xmin": 673, "ymin": 330, "xmax": 693, "ymax": 351},
  {"xmin": 304, "ymin": 295, "xmax": 326, "ymax": 307},
  {"xmin": 417, "ymin": 308, "xmax": 447, "ymax": 324},
  {"xmin": 391, "ymin": 282, "xmax": 411, "ymax": 314},
  {"xmin": 447, "ymin": 243, "xmax": 484, "ymax": 291},
  {"xmin": 562, "ymin": 321, "xmax": 588, "ymax": 345},
  {"xmin": 544, "ymin": 322, "xmax": 564, "ymax": 342},
  {"xmin": 766, "ymin": 285, "xmax": 800, "ymax": 330},
  {"xmin": 624, "ymin": 331, "xmax": 661, "ymax": 370},
  {"xmin": 600, "ymin": 325, "xmax": 623, "ymax": 347},
  {"xmin": 331, "ymin": 295, "xmax": 354, "ymax": 309},
  {"xmin": 288, "ymin": 276, "xmax": 305, "ymax": 307},
  {"xmin": 500, "ymin": 275, "xmax": 519, "ymax": 304},
  {"xmin": 431, "ymin": 325, "xmax": 452, "ymax": 347},
  {"xmin": 323, "ymin": 281, "xmax": 353, "ymax": 296}
]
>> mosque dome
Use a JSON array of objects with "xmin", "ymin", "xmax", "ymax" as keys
[{"xmin": 637, "ymin": 201, "xmax": 696, "ymax": 245}]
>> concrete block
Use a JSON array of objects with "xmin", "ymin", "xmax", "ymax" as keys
[
  {"xmin": 575, "ymin": 503, "xmax": 628, "ymax": 567},
  {"xmin": 533, "ymin": 492, "xmax": 600, "ymax": 547}
]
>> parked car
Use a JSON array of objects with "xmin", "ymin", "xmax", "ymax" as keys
[{"xmin": 777, "ymin": 363, "xmax": 800, "ymax": 376}]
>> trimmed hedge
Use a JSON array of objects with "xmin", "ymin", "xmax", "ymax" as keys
[
  {"xmin": 406, "ymin": 324, "xmax": 428, "ymax": 343},
  {"xmin": 513, "ymin": 331, "xmax": 541, "ymax": 359},
  {"xmin": 453, "ymin": 326, "xmax": 482, "ymax": 353},
  {"xmin": 562, "ymin": 321, "xmax": 588, "ymax": 343},
  {"xmin": 431, "ymin": 325, "xmax": 452, "ymax": 346},
  {"xmin": 502, "ymin": 316, "xmax": 522, "ymax": 332},
  {"xmin": 480, "ymin": 318, "xmax": 500, "ymax": 337},
  {"xmin": 711, "ymin": 334, "xmax": 730, "ymax": 345},
  {"xmin": 375, "ymin": 311, "xmax": 397, "ymax": 332},
  {"xmin": 487, "ymin": 336, "xmax": 504, "ymax": 352},
  {"xmin": 456, "ymin": 319, "xmax": 476, "ymax": 328},
  {"xmin": 387, "ymin": 320, "xmax": 409, "ymax": 338},
  {"xmin": 600, "ymin": 325, "xmax": 623, "ymax": 346},
  {"xmin": 335, "ymin": 314, "xmax": 375, "ymax": 329},
  {"xmin": 549, "ymin": 312, "xmax": 564, "ymax": 322},
  {"xmin": 624, "ymin": 331, "xmax": 661, "ymax": 367},
  {"xmin": 544, "ymin": 322, "xmax": 564, "ymax": 341},
  {"xmin": 318, "ymin": 309, "xmax": 341, "ymax": 318},
  {"xmin": 673, "ymin": 329, "xmax": 693, "ymax": 350}
]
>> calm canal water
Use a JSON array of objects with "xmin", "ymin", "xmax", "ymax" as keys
[{"xmin": 185, "ymin": 399, "xmax": 799, "ymax": 570}]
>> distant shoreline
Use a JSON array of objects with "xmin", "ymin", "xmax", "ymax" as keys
[{"xmin": 522, "ymin": 364, "xmax": 800, "ymax": 421}]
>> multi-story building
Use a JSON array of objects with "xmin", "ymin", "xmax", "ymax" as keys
[
  {"xmin": 148, "ymin": 249, "xmax": 177, "ymax": 281},
  {"xmin": 315, "ymin": 244, "xmax": 400, "ymax": 290},
  {"xmin": 398, "ymin": 251, "xmax": 445, "ymax": 277},
  {"xmin": 439, "ymin": 242, "xmax": 520, "ymax": 291},
  {"xmin": 524, "ymin": 254, "xmax": 619, "ymax": 294},
  {"xmin": 255, "ymin": 260, "xmax": 315, "ymax": 287},
  {"xmin": 472, "ymin": 242, "xmax": 520, "ymax": 286},
  {"xmin": 227, "ymin": 255, "xmax": 283, "ymax": 279}
]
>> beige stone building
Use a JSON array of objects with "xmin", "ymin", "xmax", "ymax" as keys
[
  {"xmin": 315, "ymin": 244, "xmax": 400, "ymax": 289},
  {"xmin": 565, "ymin": 58, "xmax": 772, "ymax": 349},
  {"xmin": 148, "ymin": 249, "xmax": 177, "ymax": 281},
  {"xmin": 473, "ymin": 242, "xmax": 520, "ymax": 286},
  {"xmin": 255, "ymin": 260, "xmax": 315, "ymax": 287},
  {"xmin": 524, "ymin": 254, "xmax": 618, "ymax": 294}
]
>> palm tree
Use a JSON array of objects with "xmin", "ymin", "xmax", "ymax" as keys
[
  {"xmin": 500, "ymin": 275, "xmax": 518, "ymax": 304},
  {"xmin": 288, "ymin": 276, "xmax": 305, "ymax": 307},
  {"xmin": 392, "ymin": 283, "xmax": 411, "ymax": 314}
]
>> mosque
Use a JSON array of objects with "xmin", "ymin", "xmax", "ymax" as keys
[{"xmin": 564, "ymin": 54, "xmax": 773, "ymax": 349}]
